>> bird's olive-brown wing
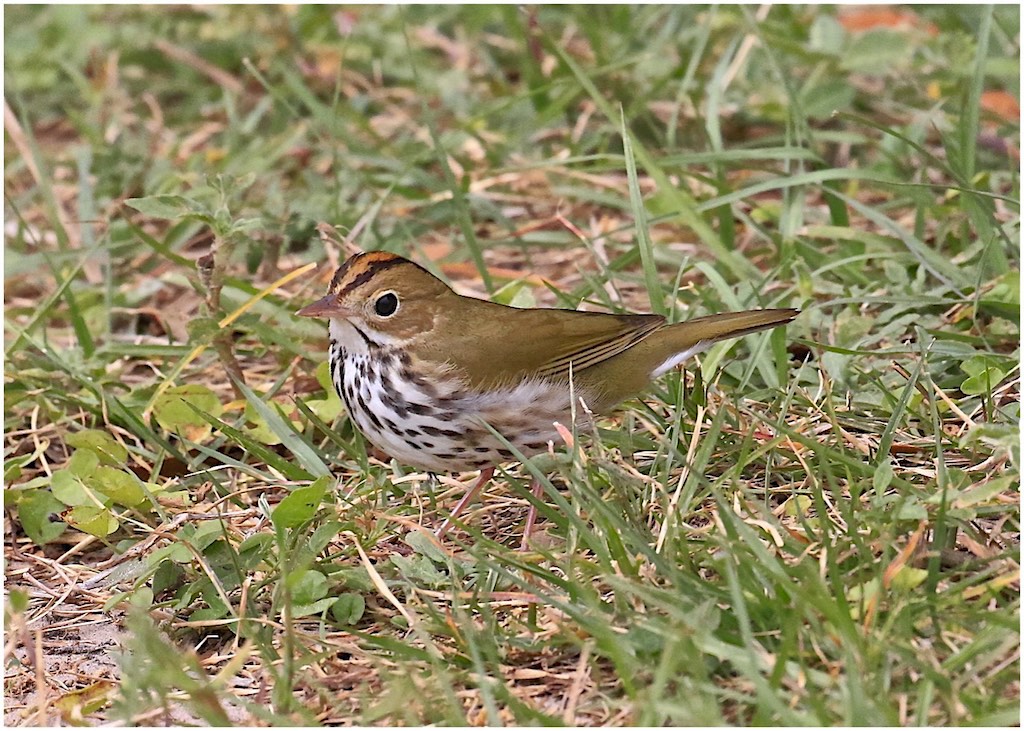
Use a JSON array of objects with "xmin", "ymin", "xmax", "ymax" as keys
[{"xmin": 423, "ymin": 296, "xmax": 666, "ymax": 390}]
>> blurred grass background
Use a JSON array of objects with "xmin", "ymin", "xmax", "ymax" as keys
[{"xmin": 4, "ymin": 5, "xmax": 1019, "ymax": 725}]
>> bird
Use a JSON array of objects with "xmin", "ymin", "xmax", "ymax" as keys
[{"xmin": 297, "ymin": 250, "xmax": 797, "ymax": 547}]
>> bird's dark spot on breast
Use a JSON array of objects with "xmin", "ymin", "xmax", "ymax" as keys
[
  {"xmin": 422, "ymin": 425, "xmax": 462, "ymax": 438},
  {"xmin": 350, "ymin": 392, "xmax": 370, "ymax": 423},
  {"xmin": 404, "ymin": 427, "xmax": 422, "ymax": 437}
]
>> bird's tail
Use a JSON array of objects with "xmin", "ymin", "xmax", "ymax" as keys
[
  {"xmin": 674, "ymin": 308, "xmax": 799, "ymax": 342},
  {"xmin": 648, "ymin": 308, "xmax": 798, "ymax": 377}
]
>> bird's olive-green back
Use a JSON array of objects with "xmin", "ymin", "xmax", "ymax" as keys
[{"xmin": 418, "ymin": 296, "xmax": 663, "ymax": 392}]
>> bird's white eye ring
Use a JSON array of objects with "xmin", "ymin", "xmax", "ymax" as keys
[{"xmin": 373, "ymin": 291, "xmax": 399, "ymax": 318}]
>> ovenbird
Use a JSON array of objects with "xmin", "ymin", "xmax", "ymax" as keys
[{"xmin": 298, "ymin": 251, "xmax": 796, "ymax": 545}]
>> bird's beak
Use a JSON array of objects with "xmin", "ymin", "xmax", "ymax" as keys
[{"xmin": 296, "ymin": 294, "xmax": 349, "ymax": 319}]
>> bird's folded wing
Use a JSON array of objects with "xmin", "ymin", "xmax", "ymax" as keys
[
  {"xmin": 431, "ymin": 301, "xmax": 665, "ymax": 389},
  {"xmin": 531, "ymin": 313, "xmax": 664, "ymax": 379}
]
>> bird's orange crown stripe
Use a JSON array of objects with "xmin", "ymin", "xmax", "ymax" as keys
[{"xmin": 329, "ymin": 251, "xmax": 410, "ymax": 295}]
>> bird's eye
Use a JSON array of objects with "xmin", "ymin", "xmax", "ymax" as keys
[{"xmin": 373, "ymin": 291, "xmax": 399, "ymax": 317}]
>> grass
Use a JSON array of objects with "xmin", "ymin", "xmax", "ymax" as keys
[{"xmin": 4, "ymin": 4, "xmax": 1020, "ymax": 726}]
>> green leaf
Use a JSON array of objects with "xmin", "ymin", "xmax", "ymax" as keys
[
  {"xmin": 889, "ymin": 566, "xmax": 928, "ymax": 592},
  {"xmin": 390, "ymin": 554, "xmax": 448, "ymax": 588},
  {"xmin": 873, "ymin": 458, "xmax": 894, "ymax": 493},
  {"xmin": 847, "ymin": 578, "xmax": 881, "ymax": 620},
  {"xmin": 985, "ymin": 270, "xmax": 1019, "ymax": 303},
  {"xmin": 66, "ymin": 429, "xmax": 128, "ymax": 465},
  {"xmin": 960, "ymin": 355, "xmax": 1008, "ymax": 395},
  {"xmin": 808, "ymin": 13, "xmax": 845, "ymax": 54},
  {"xmin": 800, "ymin": 80, "xmax": 857, "ymax": 120},
  {"xmin": 238, "ymin": 533, "xmax": 275, "ymax": 564},
  {"xmin": 308, "ymin": 361, "xmax": 343, "ymax": 423},
  {"xmin": 953, "ymin": 476, "xmax": 1015, "ymax": 509},
  {"xmin": 230, "ymin": 217, "xmax": 264, "ymax": 234},
  {"xmin": 244, "ymin": 401, "xmax": 303, "ymax": 446},
  {"xmin": 191, "ymin": 604, "xmax": 229, "ymax": 623},
  {"xmin": 314, "ymin": 360, "xmax": 334, "ymax": 393},
  {"xmin": 154, "ymin": 384, "xmax": 224, "ymax": 440},
  {"xmin": 331, "ymin": 593, "xmax": 366, "ymax": 625},
  {"xmin": 895, "ymin": 499, "xmax": 928, "ymax": 521},
  {"xmin": 148, "ymin": 542, "xmax": 193, "ymax": 565},
  {"xmin": 307, "ymin": 394, "xmax": 343, "ymax": 424},
  {"xmin": 404, "ymin": 530, "xmax": 449, "ymax": 563},
  {"xmin": 961, "ymin": 370, "xmax": 1007, "ymax": 396},
  {"xmin": 91, "ymin": 466, "xmax": 146, "ymax": 508},
  {"xmin": 67, "ymin": 506, "xmax": 119, "ymax": 537},
  {"xmin": 187, "ymin": 520, "xmax": 226, "ymax": 553},
  {"xmin": 271, "ymin": 476, "xmax": 331, "ymax": 529},
  {"xmin": 16, "ymin": 490, "xmax": 67, "ymax": 544},
  {"xmin": 50, "ymin": 470, "xmax": 94, "ymax": 507},
  {"xmin": 4, "ymin": 454, "xmax": 26, "ymax": 484},
  {"xmin": 490, "ymin": 280, "xmax": 536, "ymax": 308},
  {"xmin": 9, "ymin": 588, "xmax": 30, "ymax": 613},
  {"xmin": 960, "ymin": 355, "xmax": 1004, "ymax": 377},
  {"xmin": 152, "ymin": 560, "xmax": 185, "ymax": 596},
  {"xmin": 130, "ymin": 586, "xmax": 154, "ymax": 609},
  {"xmin": 125, "ymin": 195, "xmax": 212, "ymax": 222},
  {"xmin": 293, "ymin": 597, "xmax": 340, "ymax": 619},
  {"xmin": 306, "ymin": 521, "xmax": 344, "ymax": 557},
  {"xmin": 290, "ymin": 569, "xmax": 329, "ymax": 604},
  {"xmin": 335, "ymin": 566, "xmax": 374, "ymax": 592},
  {"xmin": 67, "ymin": 448, "xmax": 100, "ymax": 477},
  {"xmin": 834, "ymin": 309, "xmax": 875, "ymax": 347}
]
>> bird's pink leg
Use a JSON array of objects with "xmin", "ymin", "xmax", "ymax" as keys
[
  {"xmin": 519, "ymin": 477, "xmax": 545, "ymax": 551},
  {"xmin": 436, "ymin": 467, "xmax": 495, "ymax": 538}
]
